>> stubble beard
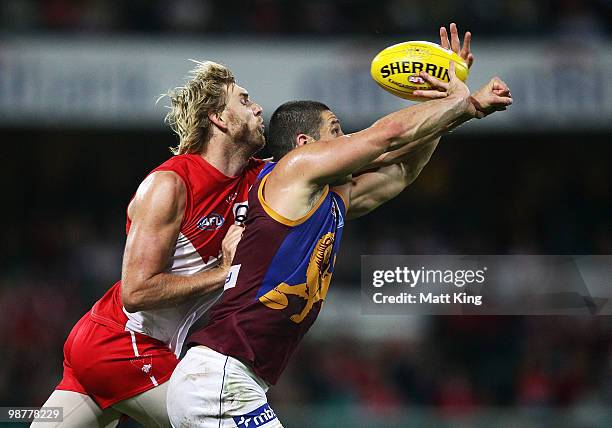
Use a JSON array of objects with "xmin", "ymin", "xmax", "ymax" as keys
[{"xmin": 235, "ymin": 122, "xmax": 266, "ymax": 154}]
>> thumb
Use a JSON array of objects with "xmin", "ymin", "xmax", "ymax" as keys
[{"xmin": 448, "ymin": 60, "xmax": 456, "ymax": 81}]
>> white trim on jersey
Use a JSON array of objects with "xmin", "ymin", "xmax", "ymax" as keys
[
  {"xmin": 168, "ymin": 233, "xmax": 216, "ymax": 275},
  {"xmin": 123, "ymin": 232, "xmax": 224, "ymax": 357}
]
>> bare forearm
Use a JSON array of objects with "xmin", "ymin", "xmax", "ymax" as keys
[
  {"xmin": 123, "ymin": 266, "xmax": 228, "ymax": 312},
  {"xmin": 366, "ymin": 103, "xmax": 474, "ymax": 172},
  {"xmin": 347, "ymin": 137, "xmax": 441, "ymax": 219},
  {"xmin": 362, "ymin": 133, "xmax": 437, "ymax": 170},
  {"xmin": 284, "ymin": 92, "xmax": 472, "ymax": 188},
  {"xmin": 398, "ymin": 137, "xmax": 440, "ymax": 186},
  {"xmin": 375, "ymin": 94, "xmax": 471, "ymax": 153}
]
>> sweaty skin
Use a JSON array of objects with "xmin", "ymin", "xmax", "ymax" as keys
[
  {"xmin": 121, "ymin": 83, "xmax": 263, "ymax": 312},
  {"xmin": 263, "ymin": 58, "xmax": 513, "ymax": 223},
  {"xmin": 264, "ymin": 23, "xmax": 511, "ymax": 222}
]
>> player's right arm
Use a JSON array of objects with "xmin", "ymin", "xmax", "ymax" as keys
[
  {"xmin": 264, "ymin": 63, "xmax": 478, "ymax": 220},
  {"xmin": 121, "ymin": 171, "xmax": 241, "ymax": 313},
  {"xmin": 302, "ymin": 78, "xmax": 473, "ymax": 183},
  {"xmin": 359, "ymin": 23, "xmax": 473, "ymax": 171}
]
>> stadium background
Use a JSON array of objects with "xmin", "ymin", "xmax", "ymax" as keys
[{"xmin": 1, "ymin": 1, "xmax": 612, "ymax": 426}]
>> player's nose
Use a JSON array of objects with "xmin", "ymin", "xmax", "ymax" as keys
[{"xmin": 252, "ymin": 102, "xmax": 263, "ymax": 117}]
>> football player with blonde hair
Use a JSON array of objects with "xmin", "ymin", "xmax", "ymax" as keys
[
  {"xmin": 168, "ymin": 25, "xmax": 512, "ymax": 428},
  {"xmin": 35, "ymin": 60, "xmax": 267, "ymax": 427}
]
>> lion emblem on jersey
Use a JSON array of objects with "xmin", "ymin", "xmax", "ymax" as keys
[{"xmin": 259, "ymin": 232, "xmax": 336, "ymax": 323}]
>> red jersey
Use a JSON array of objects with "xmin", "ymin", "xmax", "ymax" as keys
[{"xmin": 90, "ymin": 154, "xmax": 265, "ymax": 356}]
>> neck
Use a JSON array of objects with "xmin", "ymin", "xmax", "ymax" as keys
[{"xmin": 199, "ymin": 133, "xmax": 254, "ymax": 177}]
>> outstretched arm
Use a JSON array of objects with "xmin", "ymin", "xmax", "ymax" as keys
[
  {"xmin": 121, "ymin": 171, "xmax": 243, "ymax": 312},
  {"xmin": 264, "ymin": 62, "xmax": 475, "ymax": 221},
  {"xmin": 340, "ymin": 74, "xmax": 513, "ymax": 219},
  {"xmin": 341, "ymin": 138, "xmax": 439, "ymax": 219},
  {"xmin": 364, "ymin": 22, "xmax": 472, "ymax": 171}
]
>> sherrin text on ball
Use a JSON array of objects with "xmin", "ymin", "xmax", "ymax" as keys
[{"xmin": 371, "ymin": 41, "xmax": 469, "ymax": 101}]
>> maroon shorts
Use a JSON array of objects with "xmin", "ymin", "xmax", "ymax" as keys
[{"xmin": 56, "ymin": 311, "xmax": 178, "ymax": 409}]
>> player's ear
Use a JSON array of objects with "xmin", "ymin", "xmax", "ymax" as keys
[
  {"xmin": 209, "ymin": 111, "xmax": 228, "ymax": 132},
  {"xmin": 295, "ymin": 133, "xmax": 314, "ymax": 148}
]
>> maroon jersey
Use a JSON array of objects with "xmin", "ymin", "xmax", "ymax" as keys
[{"xmin": 189, "ymin": 162, "xmax": 346, "ymax": 384}]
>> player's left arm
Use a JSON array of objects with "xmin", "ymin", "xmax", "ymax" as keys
[
  {"xmin": 340, "ymin": 72, "xmax": 513, "ymax": 219},
  {"xmin": 361, "ymin": 23, "xmax": 473, "ymax": 171},
  {"xmin": 335, "ymin": 138, "xmax": 438, "ymax": 219}
]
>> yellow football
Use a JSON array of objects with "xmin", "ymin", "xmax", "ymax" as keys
[{"xmin": 370, "ymin": 41, "xmax": 469, "ymax": 101}]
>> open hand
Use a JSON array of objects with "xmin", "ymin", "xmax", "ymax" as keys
[
  {"xmin": 413, "ymin": 61, "xmax": 470, "ymax": 101},
  {"xmin": 412, "ymin": 23, "xmax": 473, "ymax": 101},
  {"xmin": 440, "ymin": 22, "xmax": 474, "ymax": 69}
]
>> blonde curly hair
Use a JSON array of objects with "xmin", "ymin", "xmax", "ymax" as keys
[{"xmin": 164, "ymin": 61, "xmax": 235, "ymax": 155}]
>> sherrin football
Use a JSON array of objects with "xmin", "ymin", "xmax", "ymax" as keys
[{"xmin": 371, "ymin": 41, "xmax": 469, "ymax": 101}]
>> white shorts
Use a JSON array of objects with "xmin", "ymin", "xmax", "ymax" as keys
[{"xmin": 166, "ymin": 346, "xmax": 283, "ymax": 428}]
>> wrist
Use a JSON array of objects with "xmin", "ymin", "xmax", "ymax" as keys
[
  {"xmin": 468, "ymin": 95, "xmax": 488, "ymax": 119},
  {"xmin": 447, "ymin": 93, "xmax": 475, "ymax": 119},
  {"xmin": 218, "ymin": 258, "xmax": 231, "ymax": 271},
  {"xmin": 465, "ymin": 96, "xmax": 481, "ymax": 118},
  {"xmin": 215, "ymin": 263, "xmax": 230, "ymax": 283}
]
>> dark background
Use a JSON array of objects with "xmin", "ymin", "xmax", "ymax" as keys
[
  {"xmin": 1, "ymin": 0, "xmax": 612, "ymax": 426},
  {"xmin": 2, "ymin": 129, "xmax": 611, "ymax": 426}
]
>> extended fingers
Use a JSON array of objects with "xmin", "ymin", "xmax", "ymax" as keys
[
  {"xmin": 412, "ymin": 89, "xmax": 448, "ymax": 99},
  {"xmin": 461, "ymin": 31, "xmax": 473, "ymax": 68},
  {"xmin": 440, "ymin": 23, "xmax": 461, "ymax": 53},
  {"xmin": 419, "ymin": 71, "xmax": 449, "ymax": 90},
  {"xmin": 448, "ymin": 60, "xmax": 456, "ymax": 79},
  {"xmin": 461, "ymin": 31, "xmax": 471, "ymax": 57},
  {"xmin": 440, "ymin": 26, "xmax": 450, "ymax": 50},
  {"xmin": 450, "ymin": 23, "xmax": 460, "ymax": 53},
  {"xmin": 441, "ymin": 24, "xmax": 474, "ymax": 68},
  {"xmin": 413, "ymin": 72, "xmax": 449, "ymax": 99},
  {"xmin": 466, "ymin": 53, "xmax": 474, "ymax": 68}
]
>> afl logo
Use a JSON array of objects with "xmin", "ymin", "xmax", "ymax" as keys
[{"xmin": 197, "ymin": 213, "xmax": 225, "ymax": 231}]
